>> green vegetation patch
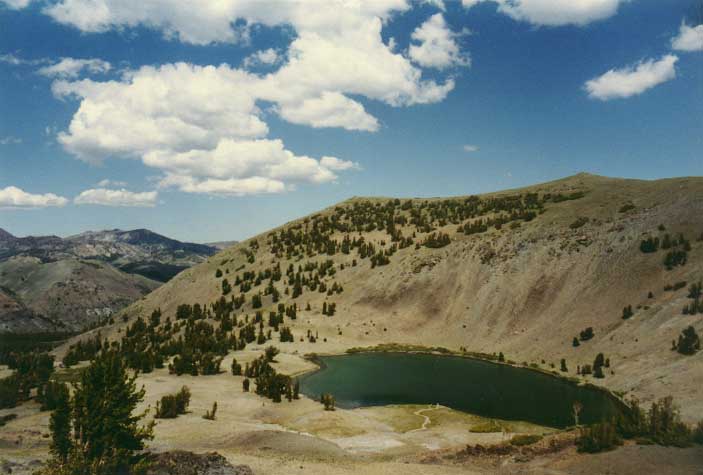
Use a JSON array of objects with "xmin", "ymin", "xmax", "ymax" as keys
[
  {"xmin": 510, "ymin": 434, "xmax": 543, "ymax": 446},
  {"xmin": 470, "ymin": 420, "xmax": 503, "ymax": 433}
]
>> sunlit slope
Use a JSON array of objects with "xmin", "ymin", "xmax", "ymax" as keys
[{"xmin": 83, "ymin": 173, "xmax": 703, "ymax": 420}]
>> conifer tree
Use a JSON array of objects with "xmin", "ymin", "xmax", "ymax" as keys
[
  {"xmin": 675, "ymin": 326, "xmax": 701, "ymax": 355},
  {"xmin": 44, "ymin": 350, "xmax": 153, "ymax": 474},
  {"xmin": 48, "ymin": 383, "xmax": 71, "ymax": 463},
  {"xmin": 293, "ymin": 379, "xmax": 300, "ymax": 400}
]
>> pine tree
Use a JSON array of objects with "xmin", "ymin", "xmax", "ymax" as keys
[
  {"xmin": 265, "ymin": 346, "xmax": 280, "ymax": 362},
  {"xmin": 72, "ymin": 350, "xmax": 153, "ymax": 469},
  {"xmin": 231, "ymin": 358, "xmax": 242, "ymax": 375},
  {"xmin": 44, "ymin": 350, "xmax": 154, "ymax": 474},
  {"xmin": 593, "ymin": 353, "xmax": 605, "ymax": 378},
  {"xmin": 622, "ymin": 306, "xmax": 634, "ymax": 320},
  {"xmin": 203, "ymin": 401, "xmax": 218, "ymax": 420},
  {"xmin": 675, "ymin": 326, "xmax": 701, "ymax": 355},
  {"xmin": 48, "ymin": 382, "xmax": 71, "ymax": 462}
]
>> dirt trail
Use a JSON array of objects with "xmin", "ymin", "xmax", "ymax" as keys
[{"xmin": 409, "ymin": 404, "xmax": 443, "ymax": 432}]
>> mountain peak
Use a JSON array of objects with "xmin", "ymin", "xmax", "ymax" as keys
[{"xmin": 0, "ymin": 228, "xmax": 16, "ymax": 242}]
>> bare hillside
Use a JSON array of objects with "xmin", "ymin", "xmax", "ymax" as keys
[
  {"xmin": 0, "ymin": 228, "xmax": 219, "ymax": 332},
  {"xmin": 81, "ymin": 173, "xmax": 703, "ymax": 420},
  {"xmin": 0, "ymin": 256, "xmax": 160, "ymax": 332}
]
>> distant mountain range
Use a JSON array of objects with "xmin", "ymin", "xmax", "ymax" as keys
[{"xmin": 0, "ymin": 228, "xmax": 230, "ymax": 333}]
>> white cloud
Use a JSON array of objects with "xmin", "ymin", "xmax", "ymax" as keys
[
  {"xmin": 672, "ymin": 23, "xmax": 703, "ymax": 52},
  {"xmin": 585, "ymin": 54, "xmax": 678, "ymax": 101},
  {"xmin": 409, "ymin": 14, "xmax": 469, "ymax": 69},
  {"xmin": 0, "ymin": 53, "xmax": 46, "ymax": 66},
  {"xmin": 40, "ymin": 0, "xmax": 411, "ymax": 45},
  {"xmin": 74, "ymin": 188, "xmax": 158, "ymax": 207},
  {"xmin": 0, "ymin": 0, "xmax": 31, "ymax": 9},
  {"xmin": 423, "ymin": 0, "xmax": 445, "ymax": 11},
  {"xmin": 243, "ymin": 48, "xmax": 282, "ymax": 69},
  {"xmin": 159, "ymin": 175, "xmax": 286, "ymax": 196},
  {"xmin": 461, "ymin": 0, "xmax": 627, "ymax": 26},
  {"xmin": 320, "ymin": 156, "xmax": 361, "ymax": 171},
  {"xmin": 463, "ymin": 144, "xmax": 479, "ymax": 152},
  {"xmin": 0, "ymin": 53, "xmax": 25, "ymax": 65},
  {"xmin": 96, "ymin": 178, "xmax": 127, "ymax": 187},
  {"xmin": 145, "ymin": 138, "xmax": 358, "ymax": 194},
  {"xmin": 275, "ymin": 92, "xmax": 379, "ymax": 132},
  {"xmin": 0, "ymin": 186, "xmax": 68, "ymax": 209},
  {"xmin": 0, "ymin": 136, "xmax": 22, "ymax": 145},
  {"xmin": 49, "ymin": 2, "xmax": 463, "ymax": 196},
  {"xmin": 43, "ymin": 0, "xmax": 251, "ymax": 45},
  {"xmin": 38, "ymin": 57, "xmax": 111, "ymax": 78},
  {"xmin": 52, "ymin": 63, "xmax": 268, "ymax": 162}
]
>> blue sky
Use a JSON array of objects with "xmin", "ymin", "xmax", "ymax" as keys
[{"xmin": 1, "ymin": 0, "xmax": 701, "ymax": 243}]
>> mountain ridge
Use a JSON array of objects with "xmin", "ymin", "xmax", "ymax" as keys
[
  {"xmin": 0, "ymin": 227, "xmax": 221, "ymax": 333},
  {"xmin": 61, "ymin": 174, "xmax": 703, "ymax": 421}
]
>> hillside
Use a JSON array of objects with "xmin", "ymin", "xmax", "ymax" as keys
[
  {"xmin": 75, "ymin": 173, "xmax": 703, "ymax": 420},
  {"xmin": 0, "ymin": 228, "xmax": 219, "ymax": 332}
]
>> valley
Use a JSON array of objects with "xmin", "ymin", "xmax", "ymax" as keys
[{"xmin": 1, "ymin": 173, "xmax": 702, "ymax": 474}]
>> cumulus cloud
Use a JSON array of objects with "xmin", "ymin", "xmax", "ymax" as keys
[
  {"xmin": 320, "ymin": 156, "xmax": 361, "ymax": 171},
  {"xmin": 409, "ymin": 14, "xmax": 469, "ymax": 69},
  {"xmin": 158, "ymin": 175, "xmax": 286, "ymax": 196},
  {"xmin": 461, "ymin": 0, "xmax": 627, "ymax": 26},
  {"xmin": 74, "ymin": 188, "xmax": 158, "ymax": 207},
  {"xmin": 463, "ymin": 144, "xmax": 479, "ymax": 152},
  {"xmin": 0, "ymin": 186, "xmax": 68, "ymax": 209},
  {"xmin": 275, "ymin": 92, "xmax": 379, "ymax": 132},
  {"xmin": 145, "ymin": 138, "xmax": 359, "ymax": 195},
  {"xmin": 43, "ymin": 0, "xmax": 250, "ymax": 45},
  {"xmin": 38, "ymin": 57, "xmax": 111, "ymax": 78},
  {"xmin": 41, "ymin": 0, "xmax": 411, "ymax": 45},
  {"xmin": 585, "ymin": 54, "xmax": 678, "ymax": 101},
  {"xmin": 48, "ymin": 1, "xmax": 462, "ymax": 196},
  {"xmin": 52, "ymin": 63, "xmax": 268, "ymax": 162},
  {"xmin": 671, "ymin": 23, "xmax": 703, "ymax": 52}
]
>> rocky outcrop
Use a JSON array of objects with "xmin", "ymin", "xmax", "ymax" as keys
[{"xmin": 145, "ymin": 451, "xmax": 253, "ymax": 475}]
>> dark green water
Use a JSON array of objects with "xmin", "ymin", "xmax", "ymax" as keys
[{"xmin": 299, "ymin": 353, "xmax": 624, "ymax": 428}]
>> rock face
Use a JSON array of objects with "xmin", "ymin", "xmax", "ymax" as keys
[
  {"xmin": 0, "ymin": 228, "xmax": 225, "ymax": 333},
  {"xmin": 145, "ymin": 451, "xmax": 254, "ymax": 475}
]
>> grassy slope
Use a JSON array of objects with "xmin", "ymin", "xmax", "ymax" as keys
[{"xmin": 67, "ymin": 173, "xmax": 703, "ymax": 420}]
